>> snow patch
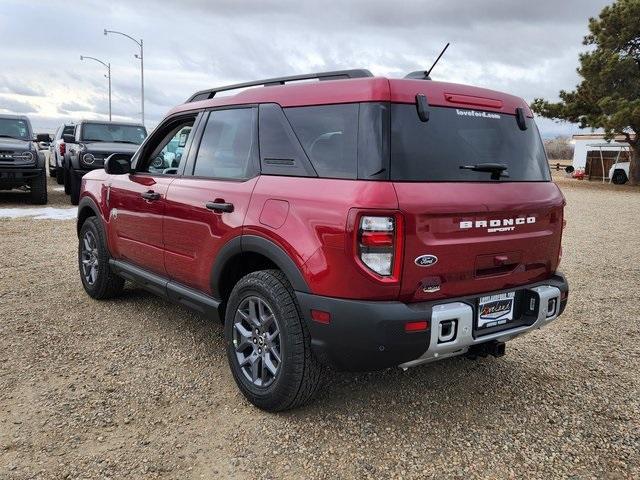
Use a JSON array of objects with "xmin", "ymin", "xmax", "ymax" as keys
[{"xmin": 0, "ymin": 207, "xmax": 77, "ymax": 220}]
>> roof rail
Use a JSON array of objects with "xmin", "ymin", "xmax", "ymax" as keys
[{"xmin": 186, "ymin": 69, "xmax": 374, "ymax": 103}]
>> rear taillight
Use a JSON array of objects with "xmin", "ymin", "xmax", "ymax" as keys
[
  {"xmin": 59, "ymin": 142, "xmax": 66, "ymax": 156},
  {"xmin": 357, "ymin": 214, "xmax": 403, "ymax": 280}
]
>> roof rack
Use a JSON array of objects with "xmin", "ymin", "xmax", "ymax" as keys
[{"xmin": 186, "ymin": 69, "xmax": 373, "ymax": 103}]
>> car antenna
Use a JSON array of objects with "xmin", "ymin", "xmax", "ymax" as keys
[
  {"xmin": 405, "ymin": 42, "xmax": 451, "ymax": 80},
  {"xmin": 426, "ymin": 42, "xmax": 450, "ymax": 77}
]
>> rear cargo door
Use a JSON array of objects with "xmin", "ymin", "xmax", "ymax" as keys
[{"xmin": 390, "ymin": 103, "xmax": 564, "ymax": 302}]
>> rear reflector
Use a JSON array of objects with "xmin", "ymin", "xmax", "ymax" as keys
[
  {"xmin": 311, "ymin": 309, "xmax": 331, "ymax": 324},
  {"xmin": 405, "ymin": 320, "xmax": 429, "ymax": 332}
]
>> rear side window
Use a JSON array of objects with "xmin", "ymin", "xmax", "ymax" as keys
[
  {"xmin": 284, "ymin": 104, "xmax": 359, "ymax": 179},
  {"xmin": 62, "ymin": 125, "xmax": 75, "ymax": 136},
  {"xmin": 193, "ymin": 108, "xmax": 257, "ymax": 180},
  {"xmin": 390, "ymin": 104, "xmax": 550, "ymax": 182}
]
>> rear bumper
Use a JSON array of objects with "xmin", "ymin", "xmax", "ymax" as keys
[{"xmin": 296, "ymin": 273, "xmax": 568, "ymax": 371}]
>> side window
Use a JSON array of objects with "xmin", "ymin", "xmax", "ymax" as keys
[
  {"xmin": 258, "ymin": 103, "xmax": 317, "ymax": 177},
  {"xmin": 192, "ymin": 108, "xmax": 257, "ymax": 179},
  {"xmin": 284, "ymin": 104, "xmax": 359, "ymax": 179},
  {"xmin": 141, "ymin": 119, "xmax": 195, "ymax": 174}
]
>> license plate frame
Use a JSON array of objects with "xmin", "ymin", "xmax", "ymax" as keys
[{"xmin": 477, "ymin": 291, "xmax": 516, "ymax": 329}]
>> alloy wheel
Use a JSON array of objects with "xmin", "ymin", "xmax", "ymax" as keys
[
  {"xmin": 233, "ymin": 296, "xmax": 282, "ymax": 388},
  {"xmin": 81, "ymin": 230, "xmax": 99, "ymax": 285}
]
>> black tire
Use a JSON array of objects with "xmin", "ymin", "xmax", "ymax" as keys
[
  {"xmin": 63, "ymin": 164, "xmax": 71, "ymax": 194},
  {"xmin": 55, "ymin": 167, "xmax": 64, "ymax": 185},
  {"xmin": 69, "ymin": 171, "xmax": 80, "ymax": 205},
  {"xmin": 224, "ymin": 269, "xmax": 323, "ymax": 411},
  {"xmin": 78, "ymin": 217, "xmax": 125, "ymax": 299},
  {"xmin": 29, "ymin": 172, "xmax": 48, "ymax": 205},
  {"xmin": 612, "ymin": 170, "xmax": 628, "ymax": 185},
  {"xmin": 49, "ymin": 166, "xmax": 56, "ymax": 177}
]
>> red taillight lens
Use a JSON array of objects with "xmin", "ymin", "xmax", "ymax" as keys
[
  {"xmin": 361, "ymin": 231, "xmax": 394, "ymax": 247},
  {"xmin": 405, "ymin": 320, "xmax": 429, "ymax": 332},
  {"xmin": 356, "ymin": 214, "xmax": 403, "ymax": 279},
  {"xmin": 59, "ymin": 142, "xmax": 66, "ymax": 156}
]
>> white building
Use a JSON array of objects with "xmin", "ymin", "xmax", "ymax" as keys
[{"xmin": 571, "ymin": 133, "xmax": 631, "ymax": 170}]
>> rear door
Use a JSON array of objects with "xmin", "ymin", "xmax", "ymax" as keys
[
  {"xmin": 390, "ymin": 103, "xmax": 564, "ymax": 303},
  {"xmin": 163, "ymin": 106, "xmax": 259, "ymax": 294},
  {"xmin": 106, "ymin": 114, "xmax": 199, "ymax": 276}
]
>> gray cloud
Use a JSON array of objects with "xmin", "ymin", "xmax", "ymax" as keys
[
  {"xmin": 0, "ymin": 0, "xmax": 612, "ymax": 135},
  {"xmin": 0, "ymin": 96, "xmax": 38, "ymax": 114},
  {"xmin": 58, "ymin": 100, "xmax": 95, "ymax": 115},
  {"xmin": 0, "ymin": 76, "xmax": 45, "ymax": 96}
]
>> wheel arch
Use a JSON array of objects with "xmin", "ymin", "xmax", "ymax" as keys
[
  {"xmin": 211, "ymin": 235, "xmax": 311, "ymax": 304},
  {"xmin": 76, "ymin": 196, "xmax": 101, "ymax": 237}
]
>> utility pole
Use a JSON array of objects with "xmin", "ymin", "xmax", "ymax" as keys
[
  {"xmin": 104, "ymin": 29, "xmax": 144, "ymax": 125},
  {"xmin": 80, "ymin": 55, "xmax": 111, "ymax": 121}
]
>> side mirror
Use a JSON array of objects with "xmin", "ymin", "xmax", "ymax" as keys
[
  {"xmin": 62, "ymin": 133, "xmax": 75, "ymax": 143},
  {"xmin": 104, "ymin": 153, "xmax": 132, "ymax": 175},
  {"xmin": 36, "ymin": 133, "xmax": 52, "ymax": 143}
]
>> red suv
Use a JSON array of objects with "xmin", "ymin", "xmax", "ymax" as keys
[{"xmin": 76, "ymin": 69, "xmax": 568, "ymax": 411}]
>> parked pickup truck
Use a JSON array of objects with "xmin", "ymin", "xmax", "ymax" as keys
[
  {"xmin": 75, "ymin": 69, "xmax": 569, "ymax": 411},
  {"xmin": 0, "ymin": 114, "xmax": 47, "ymax": 204},
  {"xmin": 63, "ymin": 120, "xmax": 147, "ymax": 204}
]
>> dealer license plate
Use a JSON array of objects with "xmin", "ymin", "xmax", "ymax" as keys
[{"xmin": 477, "ymin": 292, "xmax": 516, "ymax": 329}]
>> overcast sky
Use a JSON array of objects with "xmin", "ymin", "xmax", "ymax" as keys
[{"xmin": 0, "ymin": 0, "xmax": 611, "ymax": 136}]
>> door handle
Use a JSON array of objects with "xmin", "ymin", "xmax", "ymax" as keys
[
  {"xmin": 141, "ymin": 190, "xmax": 161, "ymax": 201},
  {"xmin": 205, "ymin": 201, "xmax": 234, "ymax": 213}
]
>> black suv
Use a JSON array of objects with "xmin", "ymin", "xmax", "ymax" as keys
[
  {"xmin": 63, "ymin": 120, "xmax": 147, "ymax": 204},
  {"xmin": 0, "ymin": 114, "xmax": 47, "ymax": 204}
]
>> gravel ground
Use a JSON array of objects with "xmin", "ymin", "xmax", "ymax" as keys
[{"xmin": 0, "ymin": 176, "xmax": 639, "ymax": 479}]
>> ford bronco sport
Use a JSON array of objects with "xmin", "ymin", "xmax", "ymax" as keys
[
  {"xmin": 0, "ymin": 114, "xmax": 47, "ymax": 204},
  {"xmin": 75, "ymin": 69, "xmax": 569, "ymax": 411},
  {"xmin": 63, "ymin": 120, "xmax": 147, "ymax": 205}
]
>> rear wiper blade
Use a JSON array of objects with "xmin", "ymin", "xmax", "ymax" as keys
[{"xmin": 459, "ymin": 163, "xmax": 509, "ymax": 180}]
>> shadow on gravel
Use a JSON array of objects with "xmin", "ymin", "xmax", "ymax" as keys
[
  {"xmin": 0, "ymin": 189, "xmax": 33, "ymax": 204},
  {"xmin": 110, "ymin": 285, "xmax": 556, "ymax": 425}
]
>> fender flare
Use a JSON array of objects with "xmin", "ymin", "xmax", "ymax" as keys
[
  {"xmin": 36, "ymin": 151, "xmax": 46, "ymax": 169},
  {"xmin": 76, "ymin": 196, "xmax": 102, "ymax": 237},
  {"xmin": 210, "ymin": 235, "xmax": 310, "ymax": 299}
]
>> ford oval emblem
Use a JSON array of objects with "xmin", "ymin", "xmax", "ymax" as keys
[{"xmin": 415, "ymin": 255, "xmax": 438, "ymax": 267}]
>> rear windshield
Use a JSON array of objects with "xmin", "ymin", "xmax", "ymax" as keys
[
  {"xmin": 0, "ymin": 118, "xmax": 30, "ymax": 141},
  {"xmin": 390, "ymin": 104, "xmax": 550, "ymax": 182},
  {"xmin": 81, "ymin": 123, "xmax": 147, "ymax": 145},
  {"xmin": 62, "ymin": 125, "xmax": 75, "ymax": 136}
]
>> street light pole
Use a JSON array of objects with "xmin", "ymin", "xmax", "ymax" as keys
[
  {"xmin": 80, "ymin": 55, "xmax": 111, "ymax": 121},
  {"xmin": 104, "ymin": 29, "xmax": 144, "ymax": 125}
]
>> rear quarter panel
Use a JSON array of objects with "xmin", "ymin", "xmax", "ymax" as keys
[{"xmin": 244, "ymin": 176, "xmax": 401, "ymax": 300}]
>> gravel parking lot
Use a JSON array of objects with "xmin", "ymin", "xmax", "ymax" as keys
[{"xmin": 0, "ymin": 176, "xmax": 638, "ymax": 479}]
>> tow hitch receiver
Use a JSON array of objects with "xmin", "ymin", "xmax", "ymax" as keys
[{"xmin": 467, "ymin": 341, "xmax": 506, "ymax": 360}]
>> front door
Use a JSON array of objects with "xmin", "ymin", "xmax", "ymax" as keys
[
  {"xmin": 163, "ymin": 107, "xmax": 259, "ymax": 294},
  {"xmin": 106, "ymin": 115, "xmax": 199, "ymax": 276}
]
